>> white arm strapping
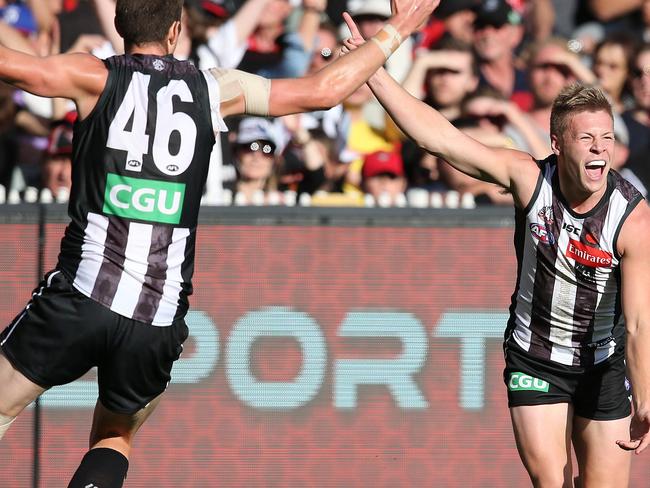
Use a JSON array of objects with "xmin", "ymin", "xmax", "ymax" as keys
[
  {"xmin": 369, "ymin": 24, "xmax": 403, "ymax": 61},
  {"xmin": 209, "ymin": 68, "xmax": 271, "ymax": 116}
]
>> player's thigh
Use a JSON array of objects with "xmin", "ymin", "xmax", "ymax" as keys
[
  {"xmin": 89, "ymin": 394, "xmax": 164, "ymax": 457},
  {"xmin": 510, "ymin": 403, "xmax": 574, "ymax": 486},
  {"xmin": 0, "ymin": 351, "xmax": 44, "ymax": 416},
  {"xmin": 572, "ymin": 415, "xmax": 631, "ymax": 488}
]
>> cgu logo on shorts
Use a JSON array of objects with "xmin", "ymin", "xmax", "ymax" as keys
[
  {"xmin": 103, "ymin": 173, "xmax": 185, "ymax": 224},
  {"xmin": 508, "ymin": 372, "xmax": 549, "ymax": 392}
]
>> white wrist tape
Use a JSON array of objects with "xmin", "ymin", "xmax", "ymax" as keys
[
  {"xmin": 0, "ymin": 414, "xmax": 16, "ymax": 440},
  {"xmin": 209, "ymin": 68, "xmax": 271, "ymax": 116},
  {"xmin": 370, "ymin": 23, "xmax": 403, "ymax": 60}
]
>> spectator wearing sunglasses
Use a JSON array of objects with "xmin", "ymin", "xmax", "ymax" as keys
[
  {"xmin": 228, "ymin": 117, "xmax": 280, "ymax": 203},
  {"xmin": 525, "ymin": 37, "xmax": 596, "ymax": 144},
  {"xmin": 472, "ymin": 0, "xmax": 532, "ymax": 111},
  {"xmin": 402, "ymin": 37, "xmax": 479, "ymax": 123}
]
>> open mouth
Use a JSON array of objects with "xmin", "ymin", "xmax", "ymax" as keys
[{"xmin": 585, "ymin": 160, "xmax": 606, "ymax": 180}]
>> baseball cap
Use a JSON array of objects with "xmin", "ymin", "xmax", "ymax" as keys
[
  {"xmin": 362, "ymin": 150, "xmax": 404, "ymax": 179},
  {"xmin": 185, "ymin": 0, "xmax": 230, "ymax": 19},
  {"xmin": 350, "ymin": 0, "xmax": 391, "ymax": 20},
  {"xmin": 473, "ymin": 0, "xmax": 521, "ymax": 28},
  {"xmin": 46, "ymin": 112, "xmax": 77, "ymax": 158},
  {"xmin": 435, "ymin": 0, "xmax": 479, "ymax": 19},
  {"xmin": 236, "ymin": 117, "xmax": 278, "ymax": 150}
]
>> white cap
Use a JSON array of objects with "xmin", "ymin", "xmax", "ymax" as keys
[{"xmin": 350, "ymin": 0, "xmax": 391, "ymax": 18}]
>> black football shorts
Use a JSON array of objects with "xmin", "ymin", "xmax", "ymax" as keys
[
  {"xmin": 503, "ymin": 340, "xmax": 631, "ymax": 420},
  {"xmin": 0, "ymin": 269, "xmax": 188, "ymax": 414}
]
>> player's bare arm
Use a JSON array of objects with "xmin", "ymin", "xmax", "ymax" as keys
[
  {"xmin": 217, "ymin": 0, "xmax": 439, "ymax": 119},
  {"xmin": 341, "ymin": 13, "xmax": 540, "ymax": 209},
  {"xmin": 0, "ymin": 46, "xmax": 107, "ymax": 118},
  {"xmin": 617, "ymin": 202, "xmax": 650, "ymax": 454}
]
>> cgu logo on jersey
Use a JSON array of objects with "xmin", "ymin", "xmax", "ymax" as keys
[
  {"xmin": 103, "ymin": 173, "xmax": 185, "ymax": 224},
  {"xmin": 567, "ymin": 238, "xmax": 612, "ymax": 268}
]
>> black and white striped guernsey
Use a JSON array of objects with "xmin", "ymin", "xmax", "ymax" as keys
[
  {"xmin": 505, "ymin": 155, "xmax": 644, "ymax": 366},
  {"xmin": 57, "ymin": 54, "xmax": 226, "ymax": 326}
]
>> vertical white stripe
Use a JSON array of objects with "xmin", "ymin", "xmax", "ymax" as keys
[
  {"xmin": 73, "ymin": 213, "xmax": 109, "ymax": 296},
  {"xmin": 512, "ymin": 177, "xmax": 551, "ymax": 352},
  {"xmin": 201, "ymin": 70, "xmax": 228, "ymax": 132},
  {"xmin": 111, "ymin": 222, "xmax": 153, "ymax": 317},
  {"xmin": 549, "ymin": 210, "xmax": 579, "ymax": 364},
  {"xmin": 152, "ymin": 227, "xmax": 190, "ymax": 326}
]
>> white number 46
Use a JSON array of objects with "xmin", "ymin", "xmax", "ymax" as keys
[{"xmin": 107, "ymin": 72, "xmax": 197, "ymax": 176}]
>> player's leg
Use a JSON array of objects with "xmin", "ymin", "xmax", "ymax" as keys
[
  {"xmin": 572, "ymin": 415, "xmax": 631, "ymax": 488},
  {"xmin": 0, "ymin": 352, "xmax": 45, "ymax": 439},
  {"xmin": 68, "ymin": 313, "xmax": 188, "ymax": 488},
  {"xmin": 67, "ymin": 395, "xmax": 163, "ymax": 488},
  {"xmin": 510, "ymin": 403, "xmax": 574, "ymax": 487},
  {"xmin": 571, "ymin": 353, "xmax": 632, "ymax": 487}
]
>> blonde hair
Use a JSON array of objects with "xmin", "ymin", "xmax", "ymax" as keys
[{"xmin": 550, "ymin": 83, "xmax": 613, "ymax": 138}]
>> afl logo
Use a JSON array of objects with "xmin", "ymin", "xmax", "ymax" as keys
[
  {"xmin": 530, "ymin": 223, "xmax": 554, "ymax": 244},
  {"xmin": 153, "ymin": 59, "xmax": 165, "ymax": 71},
  {"xmin": 166, "ymin": 164, "xmax": 179, "ymax": 172},
  {"xmin": 127, "ymin": 160, "xmax": 142, "ymax": 168}
]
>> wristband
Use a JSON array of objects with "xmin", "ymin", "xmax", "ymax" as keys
[{"xmin": 370, "ymin": 23, "xmax": 403, "ymax": 60}]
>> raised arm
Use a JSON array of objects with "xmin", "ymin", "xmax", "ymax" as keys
[
  {"xmin": 0, "ymin": 46, "xmax": 107, "ymax": 118},
  {"xmin": 616, "ymin": 202, "xmax": 650, "ymax": 454},
  {"xmin": 341, "ymin": 13, "xmax": 539, "ymax": 206},
  {"xmin": 218, "ymin": 0, "xmax": 438, "ymax": 118}
]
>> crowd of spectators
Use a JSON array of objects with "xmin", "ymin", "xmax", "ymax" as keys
[{"xmin": 1, "ymin": 0, "xmax": 650, "ymax": 207}]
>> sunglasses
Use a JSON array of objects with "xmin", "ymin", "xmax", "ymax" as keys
[
  {"xmin": 240, "ymin": 141, "xmax": 276, "ymax": 155},
  {"xmin": 532, "ymin": 62, "xmax": 572, "ymax": 77},
  {"xmin": 427, "ymin": 67, "xmax": 463, "ymax": 76}
]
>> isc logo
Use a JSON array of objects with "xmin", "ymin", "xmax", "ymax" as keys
[
  {"xmin": 508, "ymin": 372, "xmax": 549, "ymax": 392},
  {"xmin": 103, "ymin": 173, "xmax": 185, "ymax": 224}
]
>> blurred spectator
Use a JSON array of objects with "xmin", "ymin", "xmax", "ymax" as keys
[
  {"xmin": 281, "ymin": 123, "xmax": 349, "ymax": 194},
  {"xmin": 402, "ymin": 37, "xmax": 479, "ymax": 122},
  {"xmin": 473, "ymin": 0, "xmax": 532, "ymax": 111},
  {"xmin": 339, "ymin": 84, "xmax": 398, "ymax": 193},
  {"xmin": 182, "ymin": 0, "xmax": 270, "ymax": 69},
  {"xmin": 592, "ymin": 33, "xmax": 638, "ymax": 113},
  {"xmin": 236, "ymin": 0, "xmax": 325, "ymax": 78},
  {"xmin": 361, "ymin": 150, "xmax": 407, "ymax": 205},
  {"xmin": 226, "ymin": 117, "xmax": 280, "ymax": 203},
  {"xmin": 618, "ymin": 39, "xmax": 650, "ymax": 195},
  {"xmin": 416, "ymin": 0, "xmax": 478, "ymax": 50},
  {"xmin": 347, "ymin": 0, "xmax": 413, "ymax": 132},
  {"xmin": 42, "ymin": 111, "xmax": 75, "ymax": 198},
  {"xmin": 625, "ymin": 43, "xmax": 650, "ymax": 131},
  {"xmin": 525, "ymin": 37, "xmax": 596, "ymax": 139},
  {"xmin": 460, "ymin": 87, "xmax": 550, "ymax": 158}
]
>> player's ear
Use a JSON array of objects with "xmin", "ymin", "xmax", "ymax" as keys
[
  {"xmin": 550, "ymin": 134, "xmax": 561, "ymax": 156},
  {"xmin": 168, "ymin": 20, "xmax": 182, "ymax": 50}
]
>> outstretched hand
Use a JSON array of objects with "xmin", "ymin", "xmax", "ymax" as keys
[
  {"xmin": 340, "ymin": 12, "xmax": 365, "ymax": 56},
  {"xmin": 617, "ymin": 412, "xmax": 650, "ymax": 454}
]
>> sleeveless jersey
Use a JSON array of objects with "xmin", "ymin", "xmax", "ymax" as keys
[
  {"xmin": 505, "ymin": 155, "xmax": 643, "ymax": 366},
  {"xmin": 57, "ymin": 54, "xmax": 227, "ymax": 326}
]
